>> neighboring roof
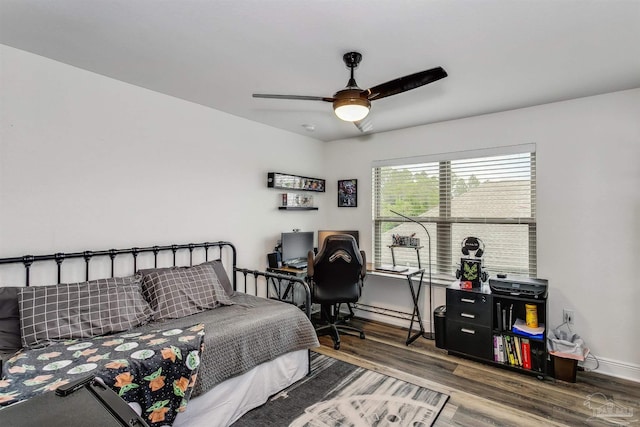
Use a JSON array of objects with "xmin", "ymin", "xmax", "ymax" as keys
[{"xmin": 380, "ymin": 181, "xmax": 533, "ymax": 274}]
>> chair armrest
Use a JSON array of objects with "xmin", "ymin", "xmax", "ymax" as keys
[{"xmin": 307, "ymin": 251, "xmax": 315, "ymax": 277}]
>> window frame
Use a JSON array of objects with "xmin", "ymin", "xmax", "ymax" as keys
[{"xmin": 372, "ymin": 144, "xmax": 537, "ymax": 279}]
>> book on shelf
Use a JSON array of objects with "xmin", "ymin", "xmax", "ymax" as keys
[
  {"xmin": 514, "ymin": 336, "xmax": 523, "ymax": 366},
  {"xmin": 511, "ymin": 336, "xmax": 521, "ymax": 367},
  {"xmin": 493, "ymin": 334, "xmax": 505, "ymax": 363},
  {"xmin": 521, "ymin": 338, "xmax": 532, "ymax": 369},
  {"xmin": 504, "ymin": 336, "xmax": 516, "ymax": 366},
  {"xmin": 496, "ymin": 302, "xmax": 502, "ymax": 330},
  {"xmin": 494, "ymin": 334, "xmax": 538, "ymax": 370},
  {"xmin": 508, "ymin": 304, "xmax": 514, "ymax": 330}
]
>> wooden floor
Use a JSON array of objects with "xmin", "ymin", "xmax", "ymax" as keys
[{"xmin": 312, "ymin": 318, "xmax": 639, "ymax": 427}]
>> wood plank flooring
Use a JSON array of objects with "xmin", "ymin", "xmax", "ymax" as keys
[{"xmin": 312, "ymin": 318, "xmax": 639, "ymax": 426}]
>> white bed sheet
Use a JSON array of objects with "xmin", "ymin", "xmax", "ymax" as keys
[{"xmin": 172, "ymin": 349, "xmax": 309, "ymax": 427}]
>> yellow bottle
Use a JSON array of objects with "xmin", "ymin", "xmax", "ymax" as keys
[{"xmin": 525, "ymin": 304, "xmax": 538, "ymax": 328}]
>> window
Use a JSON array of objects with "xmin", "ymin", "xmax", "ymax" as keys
[{"xmin": 372, "ymin": 145, "xmax": 536, "ymax": 279}]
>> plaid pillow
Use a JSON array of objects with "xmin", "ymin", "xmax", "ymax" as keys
[
  {"xmin": 19, "ymin": 275, "xmax": 153, "ymax": 348},
  {"xmin": 141, "ymin": 264, "xmax": 233, "ymax": 320},
  {"xmin": 200, "ymin": 259, "xmax": 234, "ymax": 296}
]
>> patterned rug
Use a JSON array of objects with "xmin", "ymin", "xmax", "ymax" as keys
[{"xmin": 232, "ymin": 352, "xmax": 449, "ymax": 427}]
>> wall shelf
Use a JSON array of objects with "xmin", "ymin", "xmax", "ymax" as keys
[
  {"xmin": 267, "ymin": 172, "xmax": 325, "ymax": 192},
  {"xmin": 278, "ymin": 207, "xmax": 318, "ymax": 211}
]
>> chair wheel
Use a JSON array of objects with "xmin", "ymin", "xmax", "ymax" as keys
[
  {"xmin": 359, "ymin": 332, "xmax": 365, "ymax": 339},
  {"xmin": 334, "ymin": 342, "xmax": 340, "ymax": 350}
]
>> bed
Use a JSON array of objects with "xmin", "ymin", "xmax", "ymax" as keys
[{"xmin": 0, "ymin": 241, "xmax": 319, "ymax": 427}]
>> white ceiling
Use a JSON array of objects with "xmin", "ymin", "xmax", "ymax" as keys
[{"xmin": 1, "ymin": 0, "xmax": 639, "ymax": 142}]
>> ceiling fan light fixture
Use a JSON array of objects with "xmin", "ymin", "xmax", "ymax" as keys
[{"xmin": 333, "ymin": 95, "xmax": 371, "ymax": 122}]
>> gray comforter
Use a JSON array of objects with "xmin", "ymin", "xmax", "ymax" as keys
[{"xmin": 131, "ymin": 292, "xmax": 319, "ymax": 397}]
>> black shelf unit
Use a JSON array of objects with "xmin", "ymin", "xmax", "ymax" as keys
[{"xmin": 445, "ymin": 284, "xmax": 548, "ymax": 378}]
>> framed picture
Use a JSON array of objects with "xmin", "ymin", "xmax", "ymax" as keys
[{"xmin": 338, "ymin": 179, "xmax": 357, "ymax": 207}]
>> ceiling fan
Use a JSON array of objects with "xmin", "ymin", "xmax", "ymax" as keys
[{"xmin": 253, "ymin": 52, "xmax": 447, "ymax": 132}]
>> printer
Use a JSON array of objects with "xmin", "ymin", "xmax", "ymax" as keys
[{"xmin": 489, "ymin": 276, "xmax": 548, "ymax": 299}]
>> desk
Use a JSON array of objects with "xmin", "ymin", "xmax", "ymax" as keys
[
  {"xmin": 266, "ymin": 266, "xmax": 306, "ymax": 301},
  {"xmin": 368, "ymin": 264, "xmax": 427, "ymax": 345}
]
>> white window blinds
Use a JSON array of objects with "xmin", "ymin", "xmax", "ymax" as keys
[{"xmin": 372, "ymin": 145, "xmax": 536, "ymax": 278}]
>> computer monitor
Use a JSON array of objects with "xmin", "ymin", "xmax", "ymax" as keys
[
  {"xmin": 317, "ymin": 230, "xmax": 359, "ymax": 251},
  {"xmin": 280, "ymin": 231, "xmax": 314, "ymax": 265}
]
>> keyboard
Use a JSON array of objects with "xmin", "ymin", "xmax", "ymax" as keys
[{"xmin": 286, "ymin": 260, "xmax": 307, "ymax": 269}]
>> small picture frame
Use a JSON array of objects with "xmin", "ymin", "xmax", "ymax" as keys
[{"xmin": 338, "ymin": 179, "xmax": 357, "ymax": 207}]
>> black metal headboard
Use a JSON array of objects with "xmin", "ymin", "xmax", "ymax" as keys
[
  {"xmin": 0, "ymin": 240, "xmax": 311, "ymax": 318},
  {"xmin": 0, "ymin": 241, "xmax": 236, "ymax": 288}
]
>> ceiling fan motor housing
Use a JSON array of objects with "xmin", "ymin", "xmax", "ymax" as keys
[{"xmin": 333, "ymin": 88, "xmax": 371, "ymax": 121}]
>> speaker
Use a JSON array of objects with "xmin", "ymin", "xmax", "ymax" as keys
[{"xmin": 267, "ymin": 252, "xmax": 282, "ymax": 268}]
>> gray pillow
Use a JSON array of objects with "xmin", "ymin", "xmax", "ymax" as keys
[
  {"xmin": 202, "ymin": 259, "xmax": 235, "ymax": 296},
  {"xmin": 0, "ymin": 287, "xmax": 22, "ymax": 352},
  {"xmin": 139, "ymin": 259, "xmax": 234, "ymax": 297},
  {"xmin": 140, "ymin": 263, "xmax": 233, "ymax": 320},
  {"xmin": 19, "ymin": 275, "xmax": 153, "ymax": 348}
]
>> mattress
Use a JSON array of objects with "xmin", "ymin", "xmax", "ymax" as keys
[
  {"xmin": 130, "ymin": 292, "xmax": 319, "ymax": 397},
  {"xmin": 173, "ymin": 349, "xmax": 309, "ymax": 427}
]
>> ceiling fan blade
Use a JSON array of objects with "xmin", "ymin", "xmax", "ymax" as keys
[
  {"xmin": 252, "ymin": 94, "xmax": 334, "ymax": 102},
  {"xmin": 354, "ymin": 118, "xmax": 373, "ymax": 133},
  {"xmin": 363, "ymin": 66, "xmax": 447, "ymax": 101}
]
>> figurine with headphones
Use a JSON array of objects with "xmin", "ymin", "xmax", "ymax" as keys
[{"xmin": 455, "ymin": 236, "xmax": 488, "ymax": 288}]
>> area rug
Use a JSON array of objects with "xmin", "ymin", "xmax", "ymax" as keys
[{"xmin": 232, "ymin": 352, "xmax": 449, "ymax": 427}]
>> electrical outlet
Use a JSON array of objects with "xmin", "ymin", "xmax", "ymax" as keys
[{"xmin": 563, "ymin": 309, "xmax": 574, "ymax": 325}]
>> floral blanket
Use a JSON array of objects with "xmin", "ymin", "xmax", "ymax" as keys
[{"xmin": 0, "ymin": 324, "xmax": 205, "ymax": 427}]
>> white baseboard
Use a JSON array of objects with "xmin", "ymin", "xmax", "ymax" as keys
[{"xmin": 588, "ymin": 356, "xmax": 640, "ymax": 383}]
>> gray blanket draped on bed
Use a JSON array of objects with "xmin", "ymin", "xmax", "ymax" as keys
[{"xmin": 131, "ymin": 292, "xmax": 319, "ymax": 397}]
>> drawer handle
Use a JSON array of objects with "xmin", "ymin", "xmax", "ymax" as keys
[
  {"xmin": 460, "ymin": 298, "xmax": 475, "ymax": 304},
  {"xmin": 461, "ymin": 313, "xmax": 475, "ymax": 319},
  {"xmin": 461, "ymin": 328, "xmax": 476, "ymax": 335}
]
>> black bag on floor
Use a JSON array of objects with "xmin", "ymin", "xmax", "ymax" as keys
[{"xmin": 0, "ymin": 375, "xmax": 149, "ymax": 427}]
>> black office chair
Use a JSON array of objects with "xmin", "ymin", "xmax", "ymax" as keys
[{"xmin": 307, "ymin": 234, "xmax": 366, "ymax": 350}]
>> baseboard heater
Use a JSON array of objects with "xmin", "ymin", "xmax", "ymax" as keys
[{"xmin": 351, "ymin": 302, "xmax": 414, "ymax": 322}]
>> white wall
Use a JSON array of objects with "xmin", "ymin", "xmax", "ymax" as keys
[
  {"xmin": 323, "ymin": 89, "xmax": 640, "ymax": 381},
  {"xmin": 0, "ymin": 45, "xmax": 325, "ymax": 272}
]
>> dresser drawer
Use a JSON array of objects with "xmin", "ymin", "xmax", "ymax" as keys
[
  {"xmin": 445, "ymin": 320, "xmax": 493, "ymax": 360},
  {"xmin": 446, "ymin": 289, "xmax": 492, "ymax": 326}
]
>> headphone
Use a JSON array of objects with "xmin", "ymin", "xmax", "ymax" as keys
[{"xmin": 461, "ymin": 236, "xmax": 484, "ymax": 258}]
